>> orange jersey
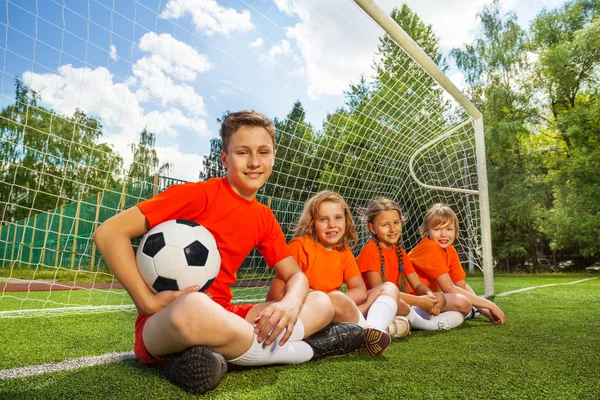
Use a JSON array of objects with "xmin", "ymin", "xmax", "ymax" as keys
[
  {"xmin": 137, "ymin": 177, "xmax": 291, "ymax": 307},
  {"xmin": 408, "ymin": 237, "xmax": 466, "ymax": 292},
  {"xmin": 356, "ymin": 239, "xmax": 416, "ymax": 293},
  {"xmin": 288, "ymin": 236, "xmax": 361, "ymax": 293}
]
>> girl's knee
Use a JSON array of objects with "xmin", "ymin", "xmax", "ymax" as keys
[
  {"xmin": 380, "ymin": 281, "xmax": 400, "ymax": 300},
  {"xmin": 455, "ymin": 294, "xmax": 472, "ymax": 315},
  {"xmin": 306, "ymin": 290, "xmax": 334, "ymax": 318}
]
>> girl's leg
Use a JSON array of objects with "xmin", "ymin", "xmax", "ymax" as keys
[
  {"xmin": 357, "ymin": 282, "xmax": 400, "ymax": 331},
  {"xmin": 439, "ymin": 292, "xmax": 472, "ymax": 316},
  {"xmin": 327, "ymin": 291, "xmax": 364, "ymax": 325}
]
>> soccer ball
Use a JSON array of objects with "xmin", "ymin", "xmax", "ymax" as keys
[{"xmin": 136, "ymin": 219, "xmax": 221, "ymax": 293}]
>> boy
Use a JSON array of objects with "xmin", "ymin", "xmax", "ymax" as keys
[{"xmin": 93, "ymin": 111, "xmax": 364, "ymax": 395}]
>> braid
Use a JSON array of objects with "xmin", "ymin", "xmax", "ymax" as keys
[
  {"xmin": 373, "ymin": 237, "xmax": 387, "ymax": 283},
  {"xmin": 395, "ymin": 239, "xmax": 409, "ymax": 293}
]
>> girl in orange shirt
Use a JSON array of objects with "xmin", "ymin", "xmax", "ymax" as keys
[
  {"xmin": 409, "ymin": 203, "xmax": 505, "ymax": 324},
  {"xmin": 268, "ymin": 191, "xmax": 402, "ymax": 357},
  {"xmin": 357, "ymin": 198, "xmax": 464, "ymax": 333}
]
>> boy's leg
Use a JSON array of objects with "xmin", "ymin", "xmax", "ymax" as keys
[{"xmin": 231, "ymin": 290, "xmax": 363, "ymax": 365}]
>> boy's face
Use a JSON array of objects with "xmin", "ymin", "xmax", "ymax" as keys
[
  {"xmin": 314, "ymin": 201, "xmax": 346, "ymax": 250},
  {"xmin": 427, "ymin": 221, "xmax": 456, "ymax": 249},
  {"xmin": 220, "ymin": 125, "xmax": 275, "ymax": 200}
]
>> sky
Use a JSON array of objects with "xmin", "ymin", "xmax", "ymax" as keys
[{"xmin": 1, "ymin": 0, "xmax": 568, "ymax": 182}]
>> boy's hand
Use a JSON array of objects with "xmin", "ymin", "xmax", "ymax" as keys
[
  {"xmin": 141, "ymin": 285, "xmax": 200, "ymax": 315},
  {"xmin": 253, "ymin": 299, "xmax": 302, "ymax": 346}
]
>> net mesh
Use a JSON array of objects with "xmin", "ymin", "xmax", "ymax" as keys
[{"xmin": 0, "ymin": 0, "xmax": 484, "ymax": 316}]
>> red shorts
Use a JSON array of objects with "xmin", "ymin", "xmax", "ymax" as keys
[{"xmin": 133, "ymin": 302, "xmax": 256, "ymax": 366}]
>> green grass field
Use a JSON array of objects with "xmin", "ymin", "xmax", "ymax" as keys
[{"xmin": 1, "ymin": 275, "xmax": 599, "ymax": 399}]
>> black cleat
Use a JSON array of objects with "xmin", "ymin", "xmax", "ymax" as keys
[
  {"xmin": 163, "ymin": 346, "xmax": 227, "ymax": 395},
  {"xmin": 358, "ymin": 327, "xmax": 391, "ymax": 357},
  {"xmin": 303, "ymin": 322, "xmax": 364, "ymax": 360}
]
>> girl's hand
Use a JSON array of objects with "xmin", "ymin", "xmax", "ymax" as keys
[{"xmin": 141, "ymin": 285, "xmax": 200, "ymax": 315}]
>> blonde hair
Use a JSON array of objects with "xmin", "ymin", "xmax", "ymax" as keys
[
  {"xmin": 365, "ymin": 198, "xmax": 408, "ymax": 293},
  {"xmin": 419, "ymin": 203, "xmax": 460, "ymax": 238},
  {"xmin": 294, "ymin": 190, "xmax": 358, "ymax": 251}
]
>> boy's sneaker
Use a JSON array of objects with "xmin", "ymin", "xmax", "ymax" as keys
[
  {"xmin": 358, "ymin": 327, "xmax": 391, "ymax": 357},
  {"xmin": 387, "ymin": 316, "xmax": 411, "ymax": 339},
  {"xmin": 303, "ymin": 322, "xmax": 364, "ymax": 360},
  {"xmin": 163, "ymin": 346, "xmax": 227, "ymax": 395}
]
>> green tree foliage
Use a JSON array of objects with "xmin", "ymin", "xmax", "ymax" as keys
[
  {"xmin": 264, "ymin": 100, "xmax": 321, "ymax": 201},
  {"xmin": 452, "ymin": 1, "xmax": 550, "ymax": 268},
  {"xmin": 453, "ymin": 0, "xmax": 600, "ymax": 264},
  {"xmin": 127, "ymin": 128, "xmax": 170, "ymax": 182},
  {"xmin": 199, "ymin": 110, "xmax": 229, "ymax": 181},
  {"xmin": 530, "ymin": 0, "xmax": 600, "ymax": 256},
  {"xmin": 319, "ymin": 5, "xmax": 450, "ymax": 206},
  {"xmin": 0, "ymin": 79, "xmax": 123, "ymax": 222}
]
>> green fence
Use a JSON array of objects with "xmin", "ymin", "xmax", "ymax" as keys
[{"xmin": 0, "ymin": 176, "xmax": 305, "ymax": 275}]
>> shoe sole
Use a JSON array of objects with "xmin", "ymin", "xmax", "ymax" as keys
[
  {"xmin": 163, "ymin": 346, "xmax": 227, "ymax": 395},
  {"xmin": 358, "ymin": 328, "xmax": 391, "ymax": 357}
]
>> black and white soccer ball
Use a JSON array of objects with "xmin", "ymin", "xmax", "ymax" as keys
[{"xmin": 136, "ymin": 219, "xmax": 221, "ymax": 293}]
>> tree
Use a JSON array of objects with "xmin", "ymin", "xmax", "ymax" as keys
[
  {"xmin": 451, "ymin": 1, "xmax": 549, "ymax": 269},
  {"xmin": 199, "ymin": 111, "xmax": 229, "ymax": 181},
  {"xmin": 0, "ymin": 79, "xmax": 124, "ymax": 222},
  {"xmin": 127, "ymin": 128, "xmax": 170, "ymax": 182},
  {"xmin": 530, "ymin": 1, "xmax": 600, "ymax": 257}
]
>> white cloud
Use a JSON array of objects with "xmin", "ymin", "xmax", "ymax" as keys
[
  {"xmin": 109, "ymin": 45, "xmax": 117, "ymax": 61},
  {"xmin": 132, "ymin": 57, "xmax": 207, "ymax": 116},
  {"xmin": 138, "ymin": 32, "xmax": 213, "ymax": 81},
  {"xmin": 260, "ymin": 40, "xmax": 291, "ymax": 65},
  {"xmin": 249, "ymin": 37, "xmax": 264, "ymax": 48},
  {"xmin": 161, "ymin": 0, "xmax": 254, "ymax": 36},
  {"xmin": 143, "ymin": 108, "xmax": 210, "ymax": 138}
]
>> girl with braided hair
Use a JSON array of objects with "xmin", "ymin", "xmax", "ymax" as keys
[{"xmin": 357, "ymin": 198, "xmax": 465, "ymax": 334}]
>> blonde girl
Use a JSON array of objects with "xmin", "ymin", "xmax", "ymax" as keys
[
  {"xmin": 409, "ymin": 203, "xmax": 505, "ymax": 324},
  {"xmin": 267, "ymin": 190, "xmax": 402, "ymax": 356},
  {"xmin": 358, "ymin": 198, "xmax": 464, "ymax": 332}
]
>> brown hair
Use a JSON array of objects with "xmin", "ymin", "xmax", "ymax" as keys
[
  {"xmin": 294, "ymin": 190, "xmax": 358, "ymax": 251},
  {"xmin": 365, "ymin": 198, "xmax": 408, "ymax": 293},
  {"xmin": 419, "ymin": 203, "xmax": 460, "ymax": 238},
  {"xmin": 220, "ymin": 110, "xmax": 275, "ymax": 154}
]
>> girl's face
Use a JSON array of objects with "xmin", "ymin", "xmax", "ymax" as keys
[
  {"xmin": 427, "ymin": 220, "xmax": 456, "ymax": 249},
  {"xmin": 369, "ymin": 210, "xmax": 402, "ymax": 250},
  {"xmin": 314, "ymin": 201, "xmax": 346, "ymax": 250}
]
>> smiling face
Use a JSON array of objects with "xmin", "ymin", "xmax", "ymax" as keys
[
  {"xmin": 314, "ymin": 201, "xmax": 346, "ymax": 250},
  {"xmin": 369, "ymin": 210, "xmax": 402, "ymax": 250},
  {"xmin": 220, "ymin": 125, "xmax": 275, "ymax": 200},
  {"xmin": 427, "ymin": 220, "xmax": 456, "ymax": 249}
]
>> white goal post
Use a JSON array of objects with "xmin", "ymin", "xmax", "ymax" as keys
[
  {"xmin": 353, "ymin": 0, "xmax": 493, "ymax": 297},
  {"xmin": 0, "ymin": 0, "xmax": 493, "ymax": 318}
]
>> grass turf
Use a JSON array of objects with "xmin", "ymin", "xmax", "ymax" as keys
[{"xmin": 1, "ymin": 276, "xmax": 599, "ymax": 399}]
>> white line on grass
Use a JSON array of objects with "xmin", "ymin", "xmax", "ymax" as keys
[
  {"xmin": 2, "ymin": 277, "xmax": 597, "ymax": 380},
  {"xmin": 0, "ymin": 352, "xmax": 135, "ymax": 380},
  {"xmin": 495, "ymin": 277, "xmax": 598, "ymax": 297}
]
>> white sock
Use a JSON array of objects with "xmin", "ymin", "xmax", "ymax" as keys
[
  {"xmin": 407, "ymin": 308, "xmax": 441, "ymax": 331},
  {"xmin": 357, "ymin": 312, "xmax": 366, "ymax": 328},
  {"xmin": 429, "ymin": 311, "xmax": 465, "ymax": 330},
  {"xmin": 365, "ymin": 295, "xmax": 398, "ymax": 331},
  {"xmin": 407, "ymin": 308, "xmax": 464, "ymax": 331},
  {"xmin": 413, "ymin": 306, "xmax": 432, "ymax": 320},
  {"xmin": 228, "ymin": 320, "xmax": 313, "ymax": 366}
]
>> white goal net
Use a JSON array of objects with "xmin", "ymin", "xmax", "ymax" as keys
[{"xmin": 0, "ymin": 0, "xmax": 491, "ymax": 317}]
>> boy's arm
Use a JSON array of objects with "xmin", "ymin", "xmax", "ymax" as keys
[
  {"xmin": 254, "ymin": 256, "xmax": 308, "ymax": 346},
  {"xmin": 436, "ymin": 274, "xmax": 505, "ymax": 324},
  {"xmin": 454, "ymin": 279, "xmax": 496, "ymax": 321},
  {"xmin": 92, "ymin": 206, "xmax": 198, "ymax": 315}
]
